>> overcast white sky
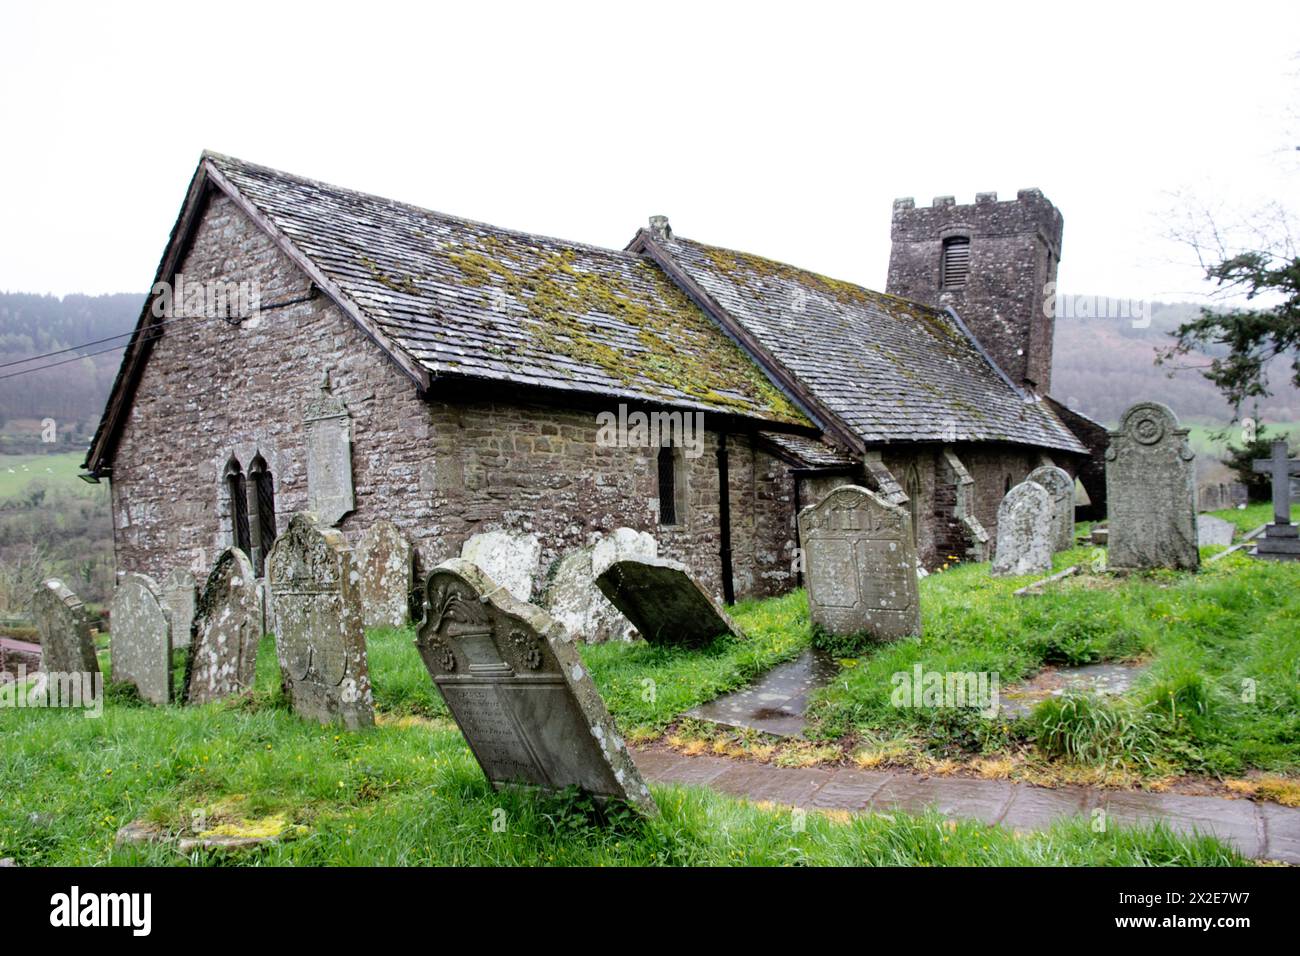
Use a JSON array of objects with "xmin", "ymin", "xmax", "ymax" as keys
[{"xmin": 1, "ymin": 1, "xmax": 1296, "ymax": 301}]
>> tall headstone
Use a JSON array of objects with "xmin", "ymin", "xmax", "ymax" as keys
[
  {"xmin": 185, "ymin": 548, "xmax": 261, "ymax": 705},
  {"xmin": 1105, "ymin": 402, "xmax": 1198, "ymax": 570},
  {"xmin": 461, "ymin": 530, "xmax": 541, "ymax": 602},
  {"xmin": 543, "ymin": 528, "xmax": 657, "ymax": 644},
  {"xmin": 595, "ymin": 557, "xmax": 745, "ymax": 647},
  {"xmin": 355, "ymin": 520, "xmax": 414, "ymax": 630},
  {"xmin": 109, "ymin": 572, "xmax": 173, "ymax": 705},
  {"xmin": 268, "ymin": 513, "xmax": 373, "ymax": 729},
  {"xmin": 796, "ymin": 485, "xmax": 920, "ymax": 641},
  {"xmin": 31, "ymin": 579, "xmax": 101, "ymax": 707},
  {"xmin": 1251, "ymin": 439, "xmax": 1300, "ymax": 561},
  {"xmin": 1026, "ymin": 464, "xmax": 1075, "ymax": 552},
  {"xmin": 161, "ymin": 568, "xmax": 197, "ymax": 649},
  {"xmin": 417, "ymin": 557, "xmax": 656, "ymax": 815},
  {"xmin": 304, "ymin": 372, "xmax": 354, "ymax": 527},
  {"xmin": 991, "ymin": 480, "xmax": 1055, "ymax": 577}
]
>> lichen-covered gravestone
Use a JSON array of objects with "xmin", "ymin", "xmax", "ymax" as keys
[
  {"xmin": 304, "ymin": 372, "xmax": 354, "ymax": 527},
  {"xmin": 268, "ymin": 513, "xmax": 373, "ymax": 729},
  {"xmin": 161, "ymin": 568, "xmax": 197, "ymax": 649},
  {"xmin": 417, "ymin": 557, "xmax": 656, "ymax": 814},
  {"xmin": 185, "ymin": 548, "xmax": 262, "ymax": 705},
  {"xmin": 31, "ymin": 579, "xmax": 101, "ymax": 707},
  {"xmin": 991, "ymin": 481, "xmax": 1054, "ymax": 577},
  {"xmin": 1105, "ymin": 402, "xmax": 1198, "ymax": 570},
  {"xmin": 461, "ymin": 530, "xmax": 541, "ymax": 602},
  {"xmin": 1026, "ymin": 465, "xmax": 1075, "ymax": 552},
  {"xmin": 595, "ymin": 556, "xmax": 744, "ymax": 647},
  {"xmin": 542, "ymin": 527, "xmax": 657, "ymax": 643},
  {"xmin": 355, "ymin": 520, "xmax": 414, "ymax": 630},
  {"xmin": 109, "ymin": 572, "xmax": 173, "ymax": 705},
  {"xmin": 796, "ymin": 485, "xmax": 920, "ymax": 641}
]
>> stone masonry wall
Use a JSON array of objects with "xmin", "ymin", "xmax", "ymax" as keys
[{"xmin": 108, "ymin": 192, "xmax": 798, "ymax": 606}]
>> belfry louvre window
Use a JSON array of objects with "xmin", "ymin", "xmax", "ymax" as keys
[
  {"xmin": 658, "ymin": 446, "xmax": 678, "ymax": 526},
  {"xmin": 225, "ymin": 460, "xmax": 251, "ymax": 555},
  {"xmin": 941, "ymin": 236, "xmax": 971, "ymax": 288}
]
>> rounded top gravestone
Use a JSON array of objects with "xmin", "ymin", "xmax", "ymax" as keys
[
  {"xmin": 185, "ymin": 548, "xmax": 261, "ymax": 705},
  {"xmin": 109, "ymin": 572, "xmax": 173, "ymax": 705},
  {"xmin": 31, "ymin": 579, "xmax": 101, "ymax": 706},
  {"xmin": 1026, "ymin": 464, "xmax": 1075, "ymax": 553},
  {"xmin": 991, "ymin": 480, "xmax": 1055, "ymax": 578}
]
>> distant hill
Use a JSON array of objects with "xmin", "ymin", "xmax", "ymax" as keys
[{"xmin": 1051, "ymin": 299, "xmax": 1300, "ymax": 428}]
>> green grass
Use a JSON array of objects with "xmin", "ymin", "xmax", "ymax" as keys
[
  {"xmin": 0, "ymin": 451, "xmax": 96, "ymax": 500},
  {"xmin": 1214, "ymin": 501, "xmax": 1300, "ymax": 534}
]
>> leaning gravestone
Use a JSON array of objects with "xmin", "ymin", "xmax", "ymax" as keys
[
  {"xmin": 595, "ymin": 556, "xmax": 745, "ymax": 647},
  {"xmin": 417, "ymin": 557, "xmax": 656, "ymax": 814},
  {"xmin": 543, "ymin": 528, "xmax": 657, "ymax": 643},
  {"xmin": 31, "ymin": 579, "xmax": 101, "ymax": 707},
  {"xmin": 461, "ymin": 530, "xmax": 541, "ymax": 602},
  {"xmin": 109, "ymin": 572, "xmax": 173, "ymax": 705},
  {"xmin": 355, "ymin": 520, "xmax": 414, "ymax": 630},
  {"xmin": 991, "ymin": 480, "xmax": 1055, "ymax": 577},
  {"xmin": 160, "ymin": 568, "xmax": 197, "ymax": 649},
  {"xmin": 797, "ymin": 484, "xmax": 920, "ymax": 641},
  {"xmin": 1197, "ymin": 514, "xmax": 1237, "ymax": 549},
  {"xmin": 1027, "ymin": 465, "xmax": 1075, "ymax": 553},
  {"xmin": 185, "ymin": 548, "xmax": 262, "ymax": 705},
  {"xmin": 268, "ymin": 513, "xmax": 373, "ymax": 729},
  {"xmin": 1105, "ymin": 401, "xmax": 1199, "ymax": 570}
]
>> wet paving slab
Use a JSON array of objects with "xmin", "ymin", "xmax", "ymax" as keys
[
  {"xmin": 684, "ymin": 648, "xmax": 841, "ymax": 737},
  {"xmin": 999, "ymin": 661, "xmax": 1149, "ymax": 719}
]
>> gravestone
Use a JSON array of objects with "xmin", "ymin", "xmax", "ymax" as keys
[
  {"xmin": 417, "ymin": 557, "xmax": 656, "ymax": 814},
  {"xmin": 543, "ymin": 528, "xmax": 657, "ymax": 643},
  {"xmin": 1026, "ymin": 465, "xmax": 1075, "ymax": 552},
  {"xmin": 355, "ymin": 520, "xmax": 414, "ymax": 630},
  {"xmin": 31, "ymin": 579, "xmax": 101, "ymax": 707},
  {"xmin": 161, "ymin": 568, "xmax": 197, "ymax": 649},
  {"xmin": 1251, "ymin": 439, "xmax": 1300, "ymax": 561},
  {"xmin": 991, "ymin": 480, "xmax": 1055, "ymax": 577},
  {"xmin": 1196, "ymin": 514, "xmax": 1237, "ymax": 549},
  {"xmin": 595, "ymin": 557, "xmax": 745, "ymax": 647},
  {"xmin": 268, "ymin": 513, "xmax": 373, "ymax": 729},
  {"xmin": 1105, "ymin": 402, "xmax": 1199, "ymax": 570},
  {"xmin": 109, "ymin": 572, "xmax": 173, "ymax": 705},
  {"xmin": 796, "ymin": 485, "xmax": 920, "ymax": 641},
  {"xmin": 461, "ymin": 530, "xmax": 541, "ymax": 602},
  {"xmin": 185, "ymin": 548, "xmax": 262, "ymax": 705},
  {"xmin": 304, "ymin": 372, "xmax": 354, "ymax": 527}
]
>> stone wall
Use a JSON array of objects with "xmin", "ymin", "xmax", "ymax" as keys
[{"xmin": 107, "ymin": 193, "xmax": 798, "ymax": 605}]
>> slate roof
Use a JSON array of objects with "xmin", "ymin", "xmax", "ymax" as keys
[
  {"xmin": 640, "ymin": 234, "xmax": 1088, "ymax": 455},
  {"xmin": 757, "ymin": 431, "xmax": 857, "ymax": 470},
  {"xmin": 204, "ymin": 153, "xmax": 809, "ymax": 427}
]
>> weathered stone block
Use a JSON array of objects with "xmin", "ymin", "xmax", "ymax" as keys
[
  {"xmin": 355, "ymin": 520, "xmax": 414, "ymax": 630},
  {"xmin": 109, "ymin": 572, "xmax": 173, "ymax": 705},
  {"xmin": 595, "ymin": 556, "xmax": 744, "ymax": 647},
  {"xmin": 991, "ymin": 480, "xmax": 1054, "ymax": 577}
]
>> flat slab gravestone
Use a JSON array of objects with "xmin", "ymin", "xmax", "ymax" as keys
[
  {"xmin": 1196, "ymin": 514, "xmax": 1237, "ymax": 549},
  {"xmin": 31, "ymin": 582, "xmax": 100, "ymax": 686},
  {"xmin": 185, "ymin": 548, "xmax": 262, "ymax": 705},
  {"xmin": 161, "ymin": 568, "xmax": 197, "ymax": 649},
  {"xmin": 595, "ymin": 556, "xmax": 745, "ymax": 647},
  {"xmin": 109, "ymin": 572, "xmax": 173, "ymax": 705},
  {"xmin": 268, "ymin": 513, "xmax": 374, "ymax": 729},
  {"xmin": 416, "ymin": 557, "xmax": 657, "ymax": 814},
  {"xmin": 304, "ymin": 372, "xmax": 355, "ymax": 527},
  {"xmin": 461, "ymin": 529, "xmax": 541, "ymax": 602},
  {"xmin": 797, "ymin": 484, "xmax": 921, "ymax": 641},
  {"xmin": 991, "ymin": 480, "xmax": 1055, "ymax": 577},
  {"xmin": 355, "ymin": 520, "xmax": 414, "ymax": 630},
  {"xmin": 543, "ymin": 527, "xmax": 657, "ymax": 643},
  {"xmin": 1026, "ymin": 465, "xmax": 1075, "ymax": 553},
  {"xmin": 1251, "ymin": 439, "xmax": 1300, "ymax": 561},
  {"xmin": 1105, "ymin": 402, "xmax": 1199, "ymax": 570}
]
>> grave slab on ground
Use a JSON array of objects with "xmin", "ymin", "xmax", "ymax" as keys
[
  {"xmin": 998, "ymin": 661, "xmax": 1149, "ymax": 719},
  {"xmin": 684, "ymin": 648, "xmax": 840, "ymax": 737}
]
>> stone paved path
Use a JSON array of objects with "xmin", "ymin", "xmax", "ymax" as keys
[
  {"xmin": 684, "ymin": 648, "xmax": 840, "ymax": 737},
  {"xmin": 633, "ymin": 749, "xmax": 1300, "ymax": 863}
]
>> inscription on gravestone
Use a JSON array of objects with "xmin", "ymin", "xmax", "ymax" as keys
[
  {"xmin": 797, "ymin": 485, "xmax": 920, "ymax": 641},
  {"xmin": 304, "ymin": 372, "xmax": 354, "ymax": 527},
  {"xmin": 417, "ymin": 558, "xmax": 656, "ymax": 814},
  {"xmin": 1105, "ymin": 402, "xmax": 1198, "ymax": 570},
  {"xmin": 185, "ymin": 548, "xmax": 261, "ymax": 705},
  {"xmin": 109, "ymin": 572, "xmax": 173, "ymax": 705},
  {"xmin": 31, "ymin": 579, "xmax": 101, "ymax": 707},
  {"xmin": 268, "ymin": 513, "xmax": 373, "ymax": 729},
  {"xmin": 1026, "ymin": 465, "xmax": 1075, "ymax": 553},
  {"xmin": 991, "ymin": 481, "xmax": 1054, "ymax": 577}
]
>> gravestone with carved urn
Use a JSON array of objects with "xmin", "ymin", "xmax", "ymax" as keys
[
  {"xmin": 1251, "ymin": 439, "xmax": 1300, "ymax": 561},
  {"xmin": 797, "ymin": 484, "xmax": 920, "ymax": 642},
  {"xmin": 268, "ymin": 513, "xmax": 373, "ymax": 729},
  {"xmin": 416, "ymin": 557, "xmax": 657, "ymax": 815}
]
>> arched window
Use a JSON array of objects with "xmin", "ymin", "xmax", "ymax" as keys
[
  {"xmin": 225, "ymin": 459, "xmax": 251, "ymax": 555},
  {"xmin": 658, "ymin": 445, "xmax": 680, "ymax": 526},
  {"xmin": 904, "ymin": 463, "xmax": 922, "ymax": 546},
  {"xmin": 1004, "ymin": 474, "xmax": 1013, "ymax": 495},
  {"xmin": 941, "ymin": 236, "xmax": 971, "ymax": 289},
  {"xmin": 249, "ymin": 455, "xmax": 277, "ymax": 576}
]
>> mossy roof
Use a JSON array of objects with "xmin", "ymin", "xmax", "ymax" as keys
[
  {"xmin": 204, "ymin": 154, "xmax": 809, "ymax": 427},
  {"xmin": 651, "ymin": 236, "xmax": 1088, "ymax": 454}
]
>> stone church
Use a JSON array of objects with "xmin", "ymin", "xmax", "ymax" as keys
[{"xmin": 84, "ymin": 153, "xmax": 1105, "ymax": 605}]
